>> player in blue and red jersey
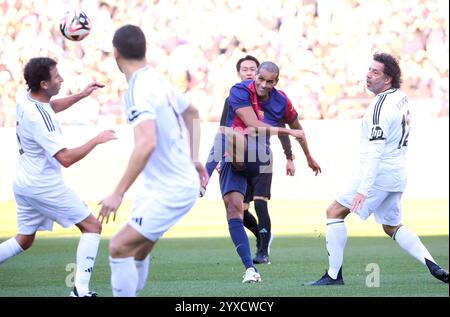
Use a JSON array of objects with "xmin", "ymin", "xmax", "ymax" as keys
[
  {"xmin": 203, "ymin": 56, "xmax": 296, "ymax": 265},
  {"xmin": 219, "ymin": 61, "xmax": 321, "ymax": 283}
]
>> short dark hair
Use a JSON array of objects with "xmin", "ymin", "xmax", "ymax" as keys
[
  {"xmin": 373, "ymin": 52, "xmax": 402, "ymax": 89},
  {"xmin": 257, "ymin": 61, "xmax": 280, "ymax": 79},
  {"xmin": 112, "ymin": 24, "xmax": 146, "ymax": 60},
  {"xmin": 24, "ymin": 57, "xmax": 57, "ymax": 92},
  {"xmin": 236, "ymin": 55, "xmax": 260, "ymax": 72}
]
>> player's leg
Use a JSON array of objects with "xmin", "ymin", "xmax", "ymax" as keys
[
  {"xmin": 109, "ymin": 224, "xmax": 154, "ymax": 297},
  {"xmin": 220, "ymin": 161, "xmax": 261, "ymax": 283},
  {"xmin": 378, "ymin": 193, "xmax": 449, "ymax": 283},
  {"xmin": 224, "ymin": 191, "xmax": 253, "ymax": 268},
  {"xmin": 134, "ymin": 242, "xmax": 152, "ymax": 295},
  {"xmin": 23, "ymin": 186, "xmax": 101, "ymax": 297},
  {"xmin": 243, "ymin": 180, "xmax": 260, "ymax": 249},
  {"xmin": 111, "ymin": 186, "xmax": 199, "ymax": 296},
  {"xmin": 305, "ymin": 200, "xmax": 349, "ymax": 286},
  {"xmin": 243, "ymin": 209, "xmax": 260, "ymax": 249},
  {"xmin": 249, "ymin": 168, "xmax": 272, "ymax": 263},
  {"xmin": 0, "ymin": 233, "xmax": 34, "ymax": 264},
  {"xmin": 224, "ymin": 191, "xmax": 261, "ymax": 283},
  {"xmin": 252, "ymin": 172, "xmax": 272, "ymax": 264},
  {"xmin": 73, "ymin": 214, "xmax": 102, "ymax": 297},
  {"xmin": 1, "ymin": 193, "xmax": 46, "ymax": 264}
]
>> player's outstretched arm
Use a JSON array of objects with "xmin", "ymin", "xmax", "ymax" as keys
[
  {"xmin": 50, "ymin": 82, "xmax": 105, "ymax": 113},
  {"xmin": 235, "ymin": 106, "xmax": 305, "ymax": 140},
  {"xmin": 54, "ymin": 129, "xmax": 116, "ymax": 168},
  {"xmin": 288, "ymin": 119, "xmax": 321, "ymax": 176}
]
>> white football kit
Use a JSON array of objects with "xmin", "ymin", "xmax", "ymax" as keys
[
  {"xmin": 337, "ymin": 88, "xmax": 411, "ymax": 225},
  {"xmin": 124, "ymin": 67, "xmax": 200, "ymax": 241},
  {"xmin": 13, "ymin": 93, "xmax": 90, "ymax": 234}
]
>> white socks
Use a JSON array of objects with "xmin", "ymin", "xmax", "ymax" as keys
[
  {"xmin": 135, "ymin": 255, "xmax": 150, "ymax": 295},
  {"xmin": 110, "ymin": 256, "xmax": 138, "ymax": 297},
  {"xmin": 75, "ymin": 233, "xmax": 101, "ymax": 296},
  {"xmin": 326, "ymin": 219, "xmax": 347, "ymax": 279},
  {"xmin": 393, "ymin": 226, "xmax": 435, "ymax": 266},
  {"xmin": 0, "ymin": 237, "xmax": 24, "ymax": 264}
]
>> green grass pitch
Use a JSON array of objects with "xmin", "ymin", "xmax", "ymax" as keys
[{"xmin": 0, "ymin": 199, "xmax": 448, "ymax": 297}]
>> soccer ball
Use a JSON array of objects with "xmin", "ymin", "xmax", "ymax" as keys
[{"xmin": 59, "ymin": 10, "xmax": 91, "ymax": 41}]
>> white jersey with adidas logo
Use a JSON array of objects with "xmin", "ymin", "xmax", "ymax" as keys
[
  {"xmin": 123, "ymin": 66, "xmax": 199, "ymax": 194},
  {"xmin": 358, "ymin": 88, "xmax": 410, "ymax": 195},
  {"xmin": 13, "ymin": 93, "xmax": 66, "ymax": 195}
]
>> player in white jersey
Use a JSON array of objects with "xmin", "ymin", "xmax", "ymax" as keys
[
  {"xmin": 306, "ymin": 53, "xmax": 448, "ymax": 286},
  {"xmin": 0, "ymin": 57, "xmax": 117, "ymax": 296},
  {"xmin": 97, "ymin": 25, "xmax": 208, "ymax": 297}
]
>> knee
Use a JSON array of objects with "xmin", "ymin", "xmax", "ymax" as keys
[
  {"xmin": 79, "ymin": 216, "xmax": 102, "ymax": 234},
  {"xmin": 226, "ymin": 201, "xmax": 242, "ymax": 219},
  {"xmin": 326, "ymin": 204, "xmax": 338, "ymax": 218},
  {"xmin": 87, "ymin": 219, "xmax": 102, "ymax": 234},
  {"xmin": 326, "ymin": 201, "xmax": 348, "ymax": 219},
  {"xmin": 109, "ymin": 238, "xmax": 126, "ymax": 258},
  {"xmin": 15, "ymin": 235, "xmax": 35, "ymax": 251},
  {"xmin": 383, "ymin": 225, "xmax": 399, "ymax": 238},
  {"xmin": 94, "ymin": 221, "xmax": 102, "ymax": 234}
]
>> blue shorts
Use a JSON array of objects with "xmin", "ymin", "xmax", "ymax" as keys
[
  {"xmin": 219, "ymin": 161, "xmax": 247, "ymax": 197},
  {"xmin": 219, "ymin": 139, "xmax": 271, "ymax": 197}
]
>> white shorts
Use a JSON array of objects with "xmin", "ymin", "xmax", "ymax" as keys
[
  {"xmin": 128, "ymin": 186, "xmax": 199, "ymax": 241},
  {"xmin": 336, "ymin": 179, "xmax": 402, "ymax": 226},
  {"xmin": 14, "ymin": 186, "xmax": 91, "ymax": 235}
]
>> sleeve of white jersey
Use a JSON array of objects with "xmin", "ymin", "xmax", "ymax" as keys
[
  {"xmin": 169, "ymin": 86, "xmax": 190, "ymax": 115},
  {"xmin": 28, "ymin": 108, "xmax": 65, "ymax": 157},
  {"xmin": 357, "ymin": 98, "xmax": 390, "ymax": 196},
  {"xmin": 125, "ymin": 78, "xmax": 157, "ymax": 127}
]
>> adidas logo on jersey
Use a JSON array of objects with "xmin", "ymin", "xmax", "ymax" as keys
[{"xmin": 132, "ymin": 217, "xmax": 143, "ymax": 226}]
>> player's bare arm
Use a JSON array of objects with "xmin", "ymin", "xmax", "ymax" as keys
[
  {"xmin": 181, "ymin": 105, "xmax": 209, "ymax": 188},
  {"xmin": 235, "ymin": 106, "xmax": 305, "ymax": 141},
  {"xmin": 98, "ymin": 119, "xmax": 156, "ymax": 224},
  {"xmin": 50, "ymin": 82, "xmax": 105, "ymax": 113},
  {"xmin": 54, "ymin": 129, "xmax": 116, "ymax": 168},
  {"xmin": 288, "ymin": 119, "xmax": 321, "ymax": 175}
]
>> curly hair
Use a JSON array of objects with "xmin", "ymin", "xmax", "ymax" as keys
[
  {"xmin": 24, "ymin": 57, "xmax": 57, "ymax": 92},
  {"xmin": 373, "ymin": 52, "xmax": 402, "ymax": 89}
]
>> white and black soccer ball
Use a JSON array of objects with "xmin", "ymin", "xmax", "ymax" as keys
[{"xmin": 59, "ymin": 10, "xmax": 91, "ymax": 41}]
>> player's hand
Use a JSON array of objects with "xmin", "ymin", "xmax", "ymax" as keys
[
  {"xmin": 351, "ymin": 193, "xmax": 366, "ymax": 213},
  {"xmin": 98, "ymin": 192, "xmax": 123, "ymax": 224},
  {"xmin": 307, "ymin": 156, "xmax": 322, "ymax": 176},
  {"xmin": 81, "ymin": 82, "xmax": 105, "ymax": 98},
  {"xmin": 96, "ymin": 130, "xmax": 117, "ymax": 144},
  {"xmin": 215, "ymin": 163, "xmax": 222, "ymax": 174},
  {"xmin": 198, "ymin": 162, "xmax": 211, "ymax": 198},
  {"xmin": 194, "ymin": 162, "xmax": 209, "ymax": 188},
  {"xmin": 286, "ymin": 159, "xmax": 296, "ymax": 176}
]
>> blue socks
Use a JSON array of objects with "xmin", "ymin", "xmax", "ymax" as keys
[{"xmin": 228, "ymin": 218, "xmax": 254, "ymax": 269}]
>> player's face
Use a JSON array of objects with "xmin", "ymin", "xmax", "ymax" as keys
[
  {"xmin": 255, "ymin": 68, "xmax": 278, "ymax": 99},
  {"xmin": 366, "ymin": 60, "xmax": 390, "ymax": 95},
  {"xmin": 44, "ymin": 66, "xmax": 64, "ymax": 97},
  {"xmin": 238, "ymin": 60, "xmax": 258, "ymax": 81}
]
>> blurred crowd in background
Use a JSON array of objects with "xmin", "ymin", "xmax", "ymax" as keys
[{"xmin": 0, "ymin": 0, "xmax": 448, "ymax": 127}]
